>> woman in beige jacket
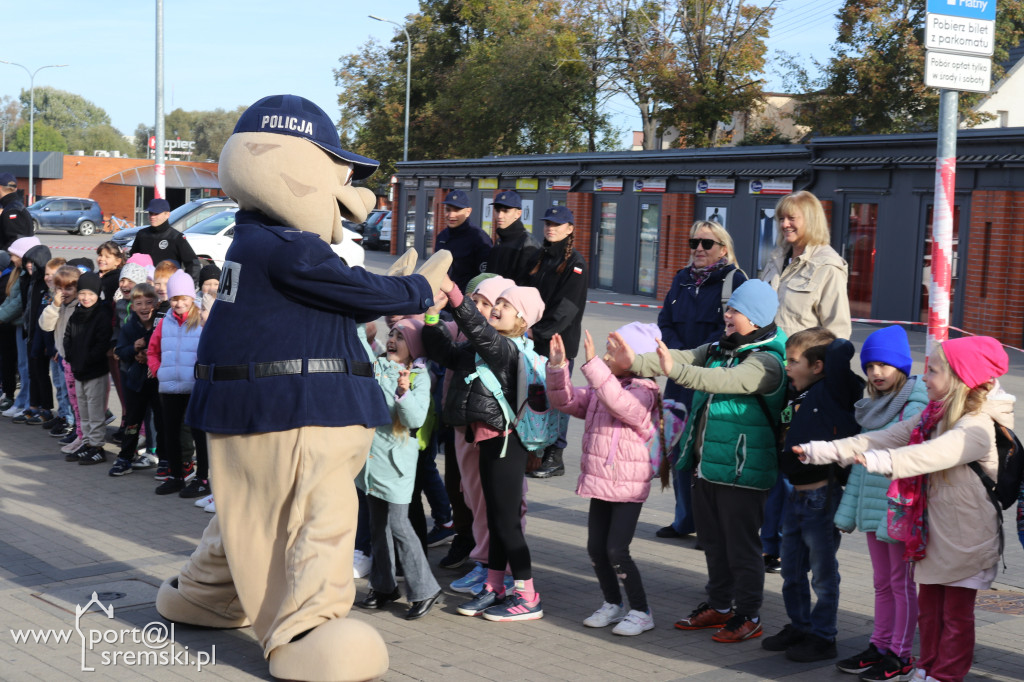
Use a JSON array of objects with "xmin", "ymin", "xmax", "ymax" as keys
[
  {"xmin": 797, "ymin": 336, "xmax": 1010, "ymax": 682},
  {"xmin": 760, "ymin": 191, "xmax": 851, "ymax": 339}
]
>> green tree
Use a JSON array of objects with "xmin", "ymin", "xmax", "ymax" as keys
[
  {"xmin": 10, "ymin": 122, "xmax": 67, "ymax": 153},
  {"xmin": 133, "ymin": 106, "xmax": 246, "ymax": 161},
  {"xmin": 786, "ymin": 0, "xmax": 1024, "ymax": 135},
  {"xmin": 66, "ymin": 124, "xmax": 135, "ymax": 157},
  {"xmin": 19, "ymin": 87, "xmax": 111, "ymax": 136}
]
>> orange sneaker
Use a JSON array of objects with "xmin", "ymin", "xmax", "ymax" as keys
[
  {"xmin": 674, "ymin": 602, "xmax": 733, "ymax": 630},
  {"xmin": 712, "ymin": 615, "xmax": 763, "ymax": 643}
]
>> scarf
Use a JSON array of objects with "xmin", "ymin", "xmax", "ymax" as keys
[
  {"xmin": 717, "ymin": 323, "xmax": 777, "ymax": 353},
  {"xmin": 854, "ymin": 376, "xmax": 918, "ymax": 431},
  {"xmin": 887, "ymin": 399, "xmax": 945, "ymax": 562},
  {"xmin": 689, "ymin": 257, "xmax": 729, "ymax": 287}
]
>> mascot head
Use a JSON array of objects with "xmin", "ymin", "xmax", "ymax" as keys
[{"xmin": 219, "ymin": 95, "xmax": 379, "ymax": 244}]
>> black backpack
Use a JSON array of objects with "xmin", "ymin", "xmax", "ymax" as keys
[{"xmin": 969, "ymin": 423, "xmax": 1024, "ymax": 511}]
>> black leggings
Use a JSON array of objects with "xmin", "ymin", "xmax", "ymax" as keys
[
  {"xmin": 160, "ymin": 393, "xmax": 208, "ymax": 480},
  {"xmin": 587, "ymin": 499, "xmax": 648, "ymax": 612},
  {"xmin": 478, "ymin": 433, "xmax": 532, "ymax": 580},
  {"xmin": 28, "ymin": 353, "xmax": 53, "ymax": 410},
  {"xmin": 0, "ymin": 325, "xmax": 17, "ymax": 397},
  {"xmin": 118, "ymin": 378, "xmax": 163, "ymax": 461}
]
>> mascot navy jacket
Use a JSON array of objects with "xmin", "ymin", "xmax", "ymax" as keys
[{"xmin": 187, "ymin": 210, "xmax": 434, "ymax": 434}]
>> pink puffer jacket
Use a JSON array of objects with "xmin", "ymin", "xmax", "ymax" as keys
[{"xmin": 546, "ymin": 357, "xmax": 660, "ymax": 504}]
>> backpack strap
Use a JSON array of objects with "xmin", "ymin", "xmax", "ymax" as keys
[
  {"xmin": 968, "ymin": 457, "xmax": 1006, "ymax": 568},
  {"xmin": 465, "ymin": 357, "xmax": 514, "ymax": 457},
  {"xmin": 719, "ymin": 267, "xmax": 747, "ymax": 310}
]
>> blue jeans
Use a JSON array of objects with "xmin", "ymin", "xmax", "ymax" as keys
[
  {"xmin": 50, "ymin": 357, "xmax": 73, "ymax": 423},
  {"xmin": 13, "ymin": 328, "xmax": 29, "ymax": 410},
  {"xmin": 780, "ymin": 484, "xmax": 842, "ymax": 640},
  {"xmin": 760, "ymin": 473, "xmax": 792, "ymax": 556},
  {"xmin": 670, "ymin": 465, "xmax": 695, "ymax": 535}
]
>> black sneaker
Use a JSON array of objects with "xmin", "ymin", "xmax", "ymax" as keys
[
  {"xmin": 762, "ymin": 623, "xmax": 806, "ymax": 651},
  {"xmin": 155, "ymin": 477, "xmax": 185, "ymax": 495},
  {"xmin": 50, "ymin": 420, "xmax": 73, "ymax": 437},
  {"xmin": 103, "ymin": 409, "xmax": 116, "ymax": 426},
  {"xmin": 108, "ymin": 457, "xmax": 134, "ymax": 477},
  {"xmin": 837, "ymin": 642, "xmax": 886, "ymax": 674},
  {"xmin": 12, "ymin": 408, "xmax": 37, "ymax": 424},
  {"xmin": 40, "ymin": 415, "xmax": 63, "ymax": 430},
  {"xmin": 65, "ymin": 443, "xmax": 92, "ymax": 462},
  {"xmin": 859, "ymin": 653, "xmax": 913, "ymax": 682},
  {"xmin": 179, "ymin": 478, "xmax": 211, "ymax": 499},
  {"xmin": 439, "ymin": 533, "xmax": 474, "ymax": 569},
  {"xmin": 154, "ymin": 461, "xmax": 172, "ymax": 480},
  {"xmin": 785, "ymin": 634, "xmax": 837, "ymax": 662},
  {"xmin": 426, "ymin": 524, "xmax": 456, "ymax": 547},
  {"xmin": 78, "ymin": 446, "xmax": 109, "ymax": 465},
  {"xmin": 59, "ymin": 430, "xmax": 78, "ymax": 445},
  {"xmin": 763, "ymin": 554, "xmax": 781, "ymax": 574}
]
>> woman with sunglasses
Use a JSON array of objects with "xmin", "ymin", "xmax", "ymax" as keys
[
  {"xmin": 759, "ymin": 191, "xmax": 851, "ymax": 340},
  {"xmin": 655, "ymin": 220, "xmax": 746, "ymax": 540}
]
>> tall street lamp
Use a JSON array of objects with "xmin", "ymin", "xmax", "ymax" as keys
[
  {"xmin": 369, "ymin": 15, "xmax": 411, "ymax": 162},
  {"xmin": 0, "ymin": 61, "xmax": 68, "ymax": 204}
]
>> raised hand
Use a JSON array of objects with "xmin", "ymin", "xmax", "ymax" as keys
[
  {"xmin": 583, "ymin": 330, "xmax": 596, "ymax": 363},
  {"xmin": 656, "ymin": 340, "xmax": 674, "ymax": 376},
  {"xmin": 53, "ymin": 289, "xmax": 63, "ymax": 306},
  {"xmin": 606, "ymin": 331, "xmax": 635, "ymax": 373},
  {"xmin": 440, "ymin": 274, "xmax": 455, "ymax": 294},
  {"xmin": 397, "ymin": 368, "xmax": 411, "ymax": 396},
  {"xmin": 427, "ymin": 289, "xmax": 449, "ymax": 317},
  {"xmin": 548, "ymin": 333, "xmax": 567, "ymax": 368}
]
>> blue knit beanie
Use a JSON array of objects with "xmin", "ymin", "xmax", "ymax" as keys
[
  {"xmin": 860, "ymin": 325, "xmax": 913, "ymax": 376},
  {"xmin": 726, "ymin": 279, "xmax": 779, "ymax": 328}
]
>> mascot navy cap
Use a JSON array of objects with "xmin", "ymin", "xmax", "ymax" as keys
[
  {"xmin": 542, "ymin": 205, "xmax": 574, "ymax": 224},
  {"xmin": 234, "ymin": 95, "xmax": 380, "ymax": 180},
  {"xmin": 146, "ymin": 198, "xmax": 171, "ymax": 214},
  {"xmin": 493, "ymin": 190, "xmax": 522, "ymax": 209},
  {"xmin": 442, "ymin": 190, "xmax": 471, "ymax": 208}
]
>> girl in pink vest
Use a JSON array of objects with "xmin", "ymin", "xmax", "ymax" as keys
[{"xmin": 546, "ymin": 322, "xmax": 662, "ymax": 637}]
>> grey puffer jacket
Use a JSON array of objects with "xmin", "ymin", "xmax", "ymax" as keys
[{"xmin": 422, "ymin": 294, "xmax": 519, "ymax": 437}]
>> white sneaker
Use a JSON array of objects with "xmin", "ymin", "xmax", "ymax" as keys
[
  {"xmin": 204, "ymin": 499, "xmax": 216, "ymax": 513},
  {"xmin": 3, "ymin": 405, "xmax": 24, "ymax": 418},
  {"xmin": 61, "ymin": 436, "xmax": 84, "ymax": 454},
  {"xmin": 612, "ymin": 609, "xmax": 655, "ymax": 636},
  {"xmin": 194, "ymin": 493, "xmax": 215, "ymax": 508},
  {"xmin": 583, "ymin": 602, "xmax": 627, "ymax": 628},
  {"xmin": 353, "ymin": 550, "xmax": 372, "ymax": 579}
]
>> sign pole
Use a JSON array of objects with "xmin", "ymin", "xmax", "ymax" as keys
[{"xmin": 927, "ymin": 88, "xmax": 959, "ymax": 357}]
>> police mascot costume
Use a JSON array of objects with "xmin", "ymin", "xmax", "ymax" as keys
[{"xmin": 154, "ymin": 94, "xmax": 451, "ymax": 682}]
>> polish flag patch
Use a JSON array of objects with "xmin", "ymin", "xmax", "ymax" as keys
[{"xmin": 573, "ymin": 266, "xmax": 583, "ymax": 274}]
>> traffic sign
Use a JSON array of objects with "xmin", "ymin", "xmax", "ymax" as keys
[
  {"xmin": 926, "ymin": 14, "xmax": 995, "ymax": 56},
  {"xmin": 927, "ymin": 0, "xmax": 996, "ymax": 22},
  {"xmin": 925, "ymin": 51, "xmax": 992, "ymax": 92}
]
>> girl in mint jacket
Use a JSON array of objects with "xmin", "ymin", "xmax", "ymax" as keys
[{"xmin": 355, "ymin": 319, "xmax": 441, "ymax": 620}]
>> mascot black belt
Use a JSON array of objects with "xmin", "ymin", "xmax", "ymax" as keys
[{"xmin": 195, "ymin": 358, "xmax": 373, "ymax": 381}]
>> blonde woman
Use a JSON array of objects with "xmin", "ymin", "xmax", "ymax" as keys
[{"xmin": 760, "ymin": 191, "xmax": 851, "ymax": 339}]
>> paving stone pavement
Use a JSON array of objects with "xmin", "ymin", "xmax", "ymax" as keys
[{"xmin": 1, "ymin": 248, "xmax": 1023, "ymax": 681}]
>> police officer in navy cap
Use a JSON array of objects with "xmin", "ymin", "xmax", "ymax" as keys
[
  {"xmin": 130, "ymin": 197, "xmax": 201, "ymax": 281},
  {"xmin": 484, "ymin": 189, "xmax": 539, "ymax": 284},
  {"xmin": 0, "ymin": 173, "xmax": 33, "ymax": 251},
  {"xmin": 434, "ymin": 189, "xmax": 491, "ymax": 293}
]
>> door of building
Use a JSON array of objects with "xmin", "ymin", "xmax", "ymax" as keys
[
  {"xmin": 594, "ymin": 197, "xmax": 618, "ymax": 289},
  {"xmin": 841, "ymin": 198, "xmax": 880, "ymax": 320},
  {"xmin": 636, "ymin": 199, "xmax": 660, "ymax": 295},
  {"xmin": 918, "ymin": 201, "xmax": 965, "ymax": 326}
]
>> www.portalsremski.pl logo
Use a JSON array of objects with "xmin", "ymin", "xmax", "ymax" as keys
[{"xmin": 9, "ymin": 591, "xmax": 216, "ymax": 672}]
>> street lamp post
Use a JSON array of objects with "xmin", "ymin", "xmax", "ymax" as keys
[
  {"xmin": 0, "ymin": 61, "xmax": 68, "ymax": 204},
  {"xmin": 369, "ymin": 15, "xmax": 411, "ymax": 162}
]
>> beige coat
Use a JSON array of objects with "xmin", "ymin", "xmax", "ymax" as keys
[
  {"xmin": 760, "ymin": 243, "xmax": 851, "ymax": 339},
  {"xmin": 829, "ymin": 396, "xmax": 1012, "ymax": 586}
]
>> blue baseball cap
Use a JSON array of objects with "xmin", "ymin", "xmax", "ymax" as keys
[
  {"xmin": 493, "ymin": 190, "xmax": 522, "ymax": 209},
  {"xmin": 146, "ymin": 198, "xmax": 171, "ymax": 213},
  {"xmin": 233, "ymin": 95, "xmax": 379, "ymax": 180},
  {"xmin": 443, "ymin": 189, "xmax": 470, "ymax": 208},
  {"xmin": 0, "ymin": 173, "xmax": 16, "ymax": 187},
  {"xmin": 542, "ymin": 205, "xmax": 574, "ymax": 224}
]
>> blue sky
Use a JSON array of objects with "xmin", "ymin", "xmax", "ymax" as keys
[{"xmin": 2, "ymin": 0, "xmax": 841, "ymax": 150}]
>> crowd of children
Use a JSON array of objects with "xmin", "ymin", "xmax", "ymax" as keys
[{"xmin": 1, "ymin": 225, "xmax": 1020, "ymax": 682}]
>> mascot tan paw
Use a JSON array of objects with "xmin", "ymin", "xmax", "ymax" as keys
[
  {"xmin": 155, "ymin": 577, "xmax": 250, "ymax": 629},
  {"xmin": 386, "ymin": 248, "xmax": 418, "ymax": 277},
  {"xmin": 414, "ymin": 250, "xmax": 453, "ymax": 294},
  {"xmin": 269, "ymin": 618, "xmax": 389, "ymax": 682}
]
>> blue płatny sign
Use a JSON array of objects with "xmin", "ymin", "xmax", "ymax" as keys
[{"xmin": 927, "ymin": 0, "xmax": 996, "ymax": 22}]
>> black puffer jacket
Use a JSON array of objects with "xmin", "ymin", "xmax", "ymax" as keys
[
  {"xmin": 422, "ymin": 294, "xmax": 519, "ymax": 437},
  {"xmin": 64, "ymin": 302, "xmax": 113, "ymax": 382},
  {"xmin": 0, "ymin": 190, "xmax": 33, "ymax": 250}
]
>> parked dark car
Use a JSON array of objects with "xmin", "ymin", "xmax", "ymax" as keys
[
  {"xmin": 27, "ymin": 197, "xmax": 104, "ymax": 236},
  {"xmin": 112, "ymin": 197, "xmax": 238, "ymax": 251},
  {"xmin": 361, "ymin": 209, "xmax": 391, "ymax": 250}
]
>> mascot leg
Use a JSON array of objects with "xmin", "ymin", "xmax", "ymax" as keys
[{"xmin": 204, "ymin": 426, "xmax": 386, "ymax": 682}]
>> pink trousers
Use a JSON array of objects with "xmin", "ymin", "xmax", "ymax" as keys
[
  {"xmin": 62, "ymin": 360, "xmax": 82, "ymax": 439},
  {"xmin": 866, "ymin": 532, "xmax": 918, "ymax": 658}
]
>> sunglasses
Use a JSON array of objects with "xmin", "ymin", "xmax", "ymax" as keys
[{"xmin": 689, "ymin": 238, "xmax": 724, "ymax": 250}]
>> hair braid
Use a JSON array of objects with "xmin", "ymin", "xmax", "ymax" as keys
[{"xmin": 556, "ymin": 232, "xmax": 574, "ymax": 274}]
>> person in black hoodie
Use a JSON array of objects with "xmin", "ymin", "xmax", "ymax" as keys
[
  {"xmin": 523, "ymin": 205, "xmax": 588, "ymax": 479},
  {"xmin": 0, "ymin": 173, "xmax": 33, "ymax": 250},
  {"xmin": 484, "ymin": 190, "xmax": 538, "ymax": 284},
  {"xmin": 63, "ymin": 272, "xmax": 113, "ymax": 464},
  {"xmin": 435, "ymin": 190, "xmax": 491, "ymax": 293},
  {"xmin": 130, "ymin": 198, "xmax": 201, "ymax": 281},
  {"xmin": 13, "ymin": 244, "xmax": 54, "ymax": 426}
]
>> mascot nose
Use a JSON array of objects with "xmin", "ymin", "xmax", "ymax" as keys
[{"xmin": 336, "ymin": 186, "xmax": 377, "ymax": 224}]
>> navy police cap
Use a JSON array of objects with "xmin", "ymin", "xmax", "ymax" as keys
[
  {"xmin": 492, "ymin": 190, "xmax": 522, "ymax": 209},
  {"xmin": 443, "ymin": 189, "xmax": 471, "ymax": 209},
  {"xmin": 233, "ymin": 95, "xmax": 380, "ymax": 180},
  {"xmin": 542, "ymin": 205, "xmax": 574, "ymax": 224}
]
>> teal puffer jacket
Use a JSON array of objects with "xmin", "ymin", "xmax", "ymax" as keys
[
  {"xmin": 677, "ymin": 331, "xmax": 788, "ymax": 490},
  {"xmin": 833, "ymin": 376, "xmax": 928, "ymax": 540}
]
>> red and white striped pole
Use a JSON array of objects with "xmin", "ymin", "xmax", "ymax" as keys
[{"xmin": 927, "ymin": 90, "xmax": 959, "ymax": 359}]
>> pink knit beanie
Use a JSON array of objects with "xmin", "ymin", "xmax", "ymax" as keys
[
  {"xmin": 394, "ymin": 318, "xmax": 426, "ymax": 361},
  {"xmin": 166, "ymin": 270, "xmax": 195, "ymax": 300},
  {"xmin": 941, "ymin": 337, "xmax": 1008, "ymax": 389},
  {"xmin": 497, "ymin": 286, "xmax": 545, "ymax": 328}
]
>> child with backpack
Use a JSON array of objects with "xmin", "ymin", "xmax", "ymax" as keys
[
  {"xmin": 422, "ymin": 275, "xmax": 547, "ymax": 622},
  {"xmin": 354, "ymin": 318, "xmax": 442, "ymax": 620},
  {"xmin": 798, "ymin": 336, "xmax": 1011, "ymax": 682},
  {"xmin": 833, "ymin": 326, "xmax": 928, "ymax": 681},
  {"xmin": 546, "ymin": 322, "xmax": 662, "ymax": 636}
]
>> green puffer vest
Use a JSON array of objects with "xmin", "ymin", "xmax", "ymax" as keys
[{"xmin": 676, "ymin": 330, "xmax": 788, "ymax": 490}]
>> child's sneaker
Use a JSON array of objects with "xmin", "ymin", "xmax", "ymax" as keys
[
  {"xmin": 59, "ymin": 431, "xmax": 79, "ymax": 446},
  {"xmin": 154, "ymin": 461, "xmax": 171, "ymax": 480},
  {"xmin": 763, "ymin": 554, "xmax": 782, "ymax": 573},
  {"xmin": 194, "ymin": 493, "xmax": 215, "ymax": 508},
  {"xmin": 103, "ymin": 409, "xmax": 116, "ymax": 426},
  {"xmin": 456, "ymin": 586, "xmax": 503, "ymax": 617},
  {"xmin": 204, "ymin": 498, "xmax": 216, "ymax": 513},
  {"xmin": 108, "ymin": 457, "xmax": 134, "ymax": 477},
  {"xmin": 2, "ymin": 404, "xmax": 25, "ymax": 418},
  {"xmin": 155, "ymin": 477, "xmax": 185, "ymax": 495},
  {"xmin": 785, "ymin": 633, "xmax": 836, "ymax": 662},
  {"xmin": 50, "ymin": 420, "xmax": 73, "ymax": 437},
  {"xmin": 481, "ymin": 590, "xmax": 543, "ymax": 622},
  {"xmin": 65, "ymin": 442, "xmax": 91, "ymax": 462},
  {"xmin": 859, "ymin": 653, "xmax": 914, "ymax": 682},
  {"xmin": 450, "ymin": 562, "xmax": 487, "ymax": 594},
  {"xmin": 24, "ymin": 409, "xmax": 52, "ymax": 425},
  {"xmin": 78, "ymin": 446, "xmax": 108, "ymax": 465},
  {"xmin": 131, "ymin": 452, "xmax": 159, "ymax": 469},
  {"xmin": 583, "ymin": 602, "xmax": 626, "ymax": 628},
  {"xmin": 353, "ymin": 550, "xmax": 372, "ymax": 579},
  {"xmin": 612, "ymin": 609, "xmax": 655, "ymax": 636},
  {"xmin": 0, "ymin": 395, "xmax": 12, "ymax": 411},
  {"xmin": 426, "ymin": 523, "xmax": 456, "ymax": 547},
  {"xmin": 711, "ymin": 615, "xmax": 763, "ymax": 643},
  {"xmin": 837, "ymin": 642, "xmax": 886, "ymax": 674},
  {"xmin": 12, "ymin": 408, "xmax": 37, "ymax": 424},
  {"xmin": 40, "ymin": 414, "xmax": 62, "ymax": 430},
  {"xmin": 182, "ymin": 460, "xmax": 196, "ymax": 482},
  {"xmin": 674, "ymin": 602, "xmax": 733, "ymax": 630},
  {"xmin": 179, "ymin": 478, "xmax": 211, "ymax": 499}
]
